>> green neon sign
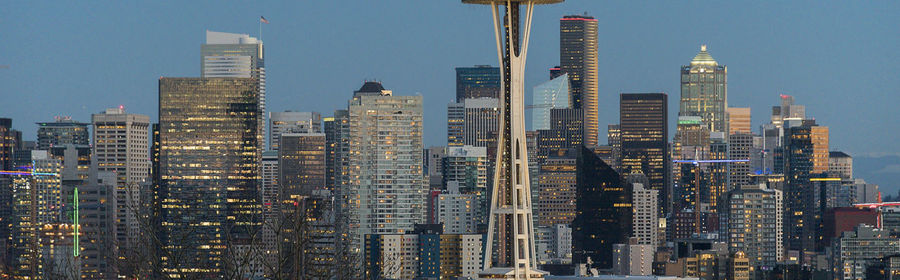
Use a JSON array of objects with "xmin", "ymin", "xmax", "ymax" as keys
[{"xmin": 74, "ymin": 187, "xmax": 79, "ymax": 257}]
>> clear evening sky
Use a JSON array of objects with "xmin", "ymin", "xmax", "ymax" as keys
[{"xmin": 1, "ymin": 1, "xmax": 898, "ymax": 164}]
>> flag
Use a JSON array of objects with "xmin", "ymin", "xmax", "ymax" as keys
[{"xmin": 260, "ymin": 16, "xmax": 269, "ymax": 24}]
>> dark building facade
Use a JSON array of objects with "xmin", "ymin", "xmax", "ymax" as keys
[
  {"xmin": 279, "ymin": 133, "xmax": 334, "ymax": 278},
  {"xmin": 537, "ymin": 108, "xmax": 583, "ymax": 162},
  {"xmin": 560, "ymin": 15, "xmax": 599, "ymax": 147},
  {"xmin": 782, "ymin": 121, "xmax": 829, "ymax": 260},
  {"xmin": 572, "ymin": 146, "xmax": 632, "ymax": 268},
  {"xmin": 455, "ymin": 65, "xmax": 500, "ymax": 101},
  {"xmin": 36, "ymin": 118, "xmax": 90, "ymax": 150},
  {"xmin": 156, "ymin": 77, "xmax": 261, "ymax": 278},
  {"xmin": 0, "ymin": 118, "xmax": 13, "ymax": 171},
  {"xmin": 619, "ymin": 93, "xmax": 669, "ymax": 216}
]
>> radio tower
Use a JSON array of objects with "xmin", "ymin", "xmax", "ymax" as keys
[{"xmin": 462, "ymin": 0, "xmax": 562, "ymax": 279}]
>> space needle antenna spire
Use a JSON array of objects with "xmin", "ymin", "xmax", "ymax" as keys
[{"xmin": 462, "ymin": 0, "xmax": 563, "ymax": 279}]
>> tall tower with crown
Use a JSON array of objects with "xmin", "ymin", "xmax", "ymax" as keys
[{"xmin": 462, "ymin": 0, "xmax": 563, "ymax": 279}]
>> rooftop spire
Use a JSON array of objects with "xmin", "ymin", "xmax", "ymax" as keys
[{"xmin": 691, "ymin": 44, "xmax": 717, "ymax": 66}]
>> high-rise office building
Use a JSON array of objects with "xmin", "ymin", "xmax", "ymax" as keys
[
  {"xmin": 535, "ymin": 151, "xmax": 577, "ymax": 227},
  {"xmin": 835, "ymin": 224, "xmax": 900, "ymax": 280},
  {"xmin": 455, "ymin": 65, "xmax": 500, "ymax": 101},
  {"xmin": 260, "ymin": 150, "xmax": 279, "ymax": 272},
  {"xmin": 783, "ymin": 120, "xmax": 829, "ymax": 261},
  {"xmin": 728, "ymin": 133, "xmax": 753, "ymax": 189},
  {"xmin": 560, "ymin": 15, "xmax": 599, "ymax": 147},
  {"xmin": 342, "ymin": 81, "xmax": 424, "ymax": 257},
  {"xmin": 425, "ymin": 146, "xmax": 447, "ymax": 190},
  {"xmin": 680, "ymin": 45, "xmax": 728, "ymax": 134},
  {"xmin": 78, "ymin": 170, "xmax": 119, "ymax": 280},
  {"xmin": 279, "ymin": 132, "xmax": 333, "ymax": 278},
  {"xmin": 441, "ymin": 146, "xmax": 488, "ymax": 226},
  {"xmin": 437, "ymin": 183, "xmax": 478, "ymax": 234},
  {"xmin": 157, "ymin": 77, "xmax": 262, "ymax": 278},
  {"xmin": 531, "ymin": 73, "xmax": 570, "ymax": 131},
  {"xmin": 92, "ymin": 107, "xmax": 150, "ymax": 257},
  {"xmin": 829, "ymin": 151, "xmax": 853, "ymax": 179},
  {"xmin": 630, "ymin": 174, "xmax": 659, "ymax": 249},
  {"xmin": 537, "ymin": 108, "xmax": 583, "ymax": 162},
  {"xmin": 620, "ymin": 93, "xmax": 669, "ymax": 216},
  {"xmin": 572, "ymin": 146, "xmax": 632, "ymax": 268},
  {"xmin": 0, "ymin": 118, "xmax": 13, "ymax": 170},
  {"xmin": 9, "ymin": 151, "xmax": 66, "ymax": 279},
  {"xmin": 36, "ymin": 118, "xmax": 90, "ymax": 150},
  {"xmin": 607, "ymin": 124, "xmax": 621, "ymax": 170},
  {"xmin": 269, "ymin": 111, "xmax": 321, "ymax": 150},
  {"xmin": 91, "ymin": 107, "xmax": 150, "ymax": 185},
  {"xmin": 324, "ymin": 111, "xmax": 350, "ymax": 193},
  {"xmin": 726, "ymin": 107, "xmax": 751, "ymax": 135},
  {"xmin": 447, "ymin": 97, "xmax": 500, "ymax": 148},
  {"xmin": 726, "ymin": 183, "xmax": 783, "ymax": 272},
  {"xmin": 202, "ymin": 31, "xmax": 266, "ymax": 149}
]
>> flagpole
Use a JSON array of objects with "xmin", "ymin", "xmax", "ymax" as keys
[{"xmin": 259, "ymin": 18, "xmax": 262, "ymax": 41}]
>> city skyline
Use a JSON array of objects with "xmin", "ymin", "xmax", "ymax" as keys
[
  {"xmin": 1, "ymin": 1, "xmax": 899, "ymax": 279},
  {"xmin": 3, "ymin": 1, "xmax": 897, "ymax": 155}
]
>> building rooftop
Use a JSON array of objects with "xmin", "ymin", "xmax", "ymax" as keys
[
  {"xmin": 690, "ymin": 45, "xmax": 718, "ymax": 66},
  {"xmin": 830, "ymin": 151, "xmax": 852, "ymax": 158},
  {"xmin": 356, "ymin": 81, "xmax": 385, "ymax": 93}
]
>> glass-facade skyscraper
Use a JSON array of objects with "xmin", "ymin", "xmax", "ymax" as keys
[
  {"xmin": 455, "ymin": 65, "xmax": 500, "ymax": 102},
  {"xmin": 156, "ymin": 77, "xmax": 262, "ymax": 278},
  {"xmin": 531, "ymin": 73, "xmax": 570, "ymax": 131},
  {"xmin": 680, "ymin": 45, "xmax": 728, "ymax": 134},
  {"xmin": 202, "ymin": 31, "xmax": 266, "ymax": 150},
  {"xmin": 619, "ymin": 93, "xmax": 669, "ymax": 216},
  {"xmin": 560, "ymin": 15, "xmax": 599, "ymax": 147},
  {"xmin": 572, "ymin": 146, "xmax": 631, "ymax": 269}
]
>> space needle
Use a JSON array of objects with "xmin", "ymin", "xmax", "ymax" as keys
[{"xmin": 462, "ymin": 0, "xmax": 563, "ymax": 279}]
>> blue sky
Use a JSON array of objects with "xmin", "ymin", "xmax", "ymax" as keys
[{"xmin": 2, "ymin": 1, "xmax": 898, "ymax": 155}]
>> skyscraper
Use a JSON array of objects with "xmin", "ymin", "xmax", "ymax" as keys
[
  {"xmin": 629, "ymin": 174, "xmax": 659, "ymax": 249},
  {"xmin": 572, "ymin": 146, "xmax": 632, "ymax": 268},
  {"xmin": 728, "ymin": 133, "xmax": 753, "ymax": 189},
  {"xmin": 447, "ymin": 98, "xmax": 500, "ymax": 148},
  {"xmin": 268, "ymin": 111, "xmax": 322, "ymax": 150},
  {"xmin": 157, "ymin": 77, "xmax": 262, "ymax": 278},
  {"xmin": 456, "ymin": 65, "xmax": 501, "ymax": 101},
  {"xmin": 531, "ymin": 73, "xmax": 570, "ymax": 131},
  {"xmin": 91, "ymin": 107, "xmax": 150, "ymax": 258},
  {"xmin": 36, "ymin": 118, "xmax": 90, "ymax": 150},
  {"xmin": 620, "ymin": 93, "xmax": 669, "ymax": 216},
  {"xmin": 202, "ymin": 31, "xmax": 266, "ymax": 149},
  {"xmin": 535, "ymin": 150, "xmax": 577, "ymax": 227},
  {"xmin": 726, "ymin": 183, "xmax": 783, "ymax": 272},
  {"xmin": 537, "ymin": 108, "xmax": 583, "ymax": 162},
  {"xmin": 726, "ymin": 107, "xmax": 751, "ymax": 135},
  {"xmin": 0, "ymin": 118, "xmax": 13, "ymax": 171},
  {"xmin": 279, "ymin": 132, "xmax": 333, "ymax": 278},
  {"xmin": 442, "ymin": 146, "xmax": 489, "ymax": 227},
  {"xmin": 680, "ymin": 45, "xmax": 728, "ymax": 134},
  {"xmin": 91, "ymin": 107, "xmax": 150, "ymax": 185},
  {"xmin": 560, "ymin": 14, "xmax": 599, "ymax": 147},
  {"xmin": 828, "ymin": 151, "xmax": 853, "ymax": 179},
  {"xmin": 342, "ymin": 81, "xmax": 424, "ymax": 260},
  {"xmin": 782, "ymin": 120, "xmax": 829, "ymax": 260}
]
